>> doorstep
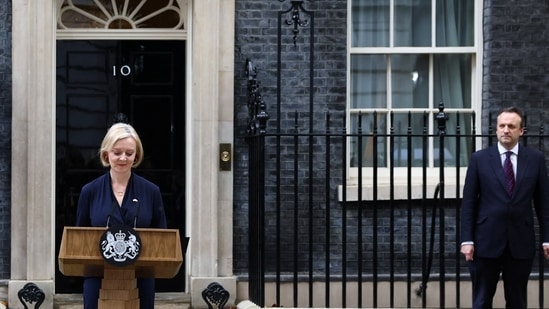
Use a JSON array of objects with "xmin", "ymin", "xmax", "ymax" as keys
[{"xmin": 54, "ymin": 292, "xmax": 191, "ymax": 309}]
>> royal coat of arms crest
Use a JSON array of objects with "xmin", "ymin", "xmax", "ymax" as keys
[{"xmin": 99, "ymin": 226, "xmax": 142, "ymax": 266}]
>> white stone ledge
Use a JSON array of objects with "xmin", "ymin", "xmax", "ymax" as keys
[{"xmin": 338, "ymin": 172, "xmax": 467, "ymax": 201}]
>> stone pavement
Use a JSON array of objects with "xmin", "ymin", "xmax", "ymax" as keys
[{"xmin": 54, "ymin": 292, "xmax": 191, "ymax": 309}]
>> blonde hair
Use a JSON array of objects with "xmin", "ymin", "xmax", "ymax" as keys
[{"xmin": 99, "ymin": 123, "xmax": 144, "ymax": 167}]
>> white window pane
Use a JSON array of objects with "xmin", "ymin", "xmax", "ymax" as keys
[
  {"xmin": 350, "ymin": 113, "xmax": 387, "ymax": 167},
  {"xmin": 351, "ymin": 55, "xmax": 387, "ymax": 109},
  {"xmin": 391, "ymin": 54, "xmax": 429, "ymax": 108},
  {"xmin": 436, "ymin": 0, "xmax": 474, "ymax": 46},
  {"xmin": 434, "ymin": 54, "xmax": 472, "ymax": 108},
  {"xmin": 433, "ymin": 112, "xmax": 474, "ymax": 167},
  {"xmin": 391, "ymin": 113, "xmax": 427, "ymax": 167},
  {"xmin": 351, "ymin": 1, "xmax": 389, "ymax": 47},
  {"xmin": 348, "ymin": 0, "xmax": 478, "ymax": 171},
  {"xmin": 394, "ymin": 0, "xmax": 431, "ymax": 47},
  {"xmin": 58, "ymin": 0, "xmax": 186, "ymax": 29}
]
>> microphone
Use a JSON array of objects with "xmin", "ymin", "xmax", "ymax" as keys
[
  {"xmin": 133, "ymin": 199, "xmax": 140, "ymax": 228},
  {"xmin": 106, "ymin": 201, "xmax": 117, "ymax": 228}
]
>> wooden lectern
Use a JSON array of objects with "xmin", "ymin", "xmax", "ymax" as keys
[{"xmin": 58, "ymin": 226, "xmax": 183, "ymax": 309}]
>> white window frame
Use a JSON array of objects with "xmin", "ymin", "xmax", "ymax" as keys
[
  {"xmin": 342, "ymin": 0, "xmax": 483, "ymax": 201},
  {"xmin": 56, "ymin": 0, "xmax": 188, "ymax": 40}
]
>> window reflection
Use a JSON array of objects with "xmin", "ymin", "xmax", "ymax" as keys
[{"xmin": 391, "ymin": 54, "xmax": 429, "ymax": 109}]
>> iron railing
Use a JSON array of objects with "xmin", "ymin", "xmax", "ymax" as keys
[
  {"xmin": 246, "ymin": 114, "xmax": 548, "ymax": 308},
  {"xmin": 245, "ymin": 62, "xmax": 549, "ymax": 308}
]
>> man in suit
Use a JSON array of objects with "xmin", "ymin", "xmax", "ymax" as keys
[{"xmin": 460, "ymin": 106, "xmax": 549, "ymax": 309}]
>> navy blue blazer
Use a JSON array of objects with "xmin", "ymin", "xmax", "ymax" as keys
[
  {"xmin": 76, "ymin": 171, "xmax": 167, "ymax": 229},
  {"xmin": 75, "ymin": 172, "xmax": 167, "ymax": 309},
  {"xmin": 460, "ymin": 145, "xmax": 549, "ymax": 259}
]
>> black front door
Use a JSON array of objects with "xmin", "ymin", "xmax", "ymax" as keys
[{"xmin": 55, "ymin": 40, "xmax": 186, "ymax": 292}]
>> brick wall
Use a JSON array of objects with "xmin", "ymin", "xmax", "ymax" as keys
[
  {"xmin": 233, "ymin": 0, "xmax": 348, "ymax": 274},
  {"xmin": 233, "ymin": 0, "xmax": 549, "ymax": 277},
  {"xmin": 482, "ymin": 0, "xmax": 549, "ymax": 126}
]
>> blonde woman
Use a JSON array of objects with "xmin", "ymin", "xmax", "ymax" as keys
[{"xmin": 76, "ymin": 122, "xmax": 167, "ymax": 309}]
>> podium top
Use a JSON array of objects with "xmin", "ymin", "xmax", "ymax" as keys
[{"xmin": 58, "ymin": 226, "xmax": 183, "ymax": 278}]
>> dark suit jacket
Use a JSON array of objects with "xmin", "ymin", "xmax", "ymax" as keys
[
  {"xmin": 460, "ymin": 144, "xmax": 549, "ymax": 259},
  {"xmin": 76, "ymin": 171, "xmax": 167, "ymax": 229}
]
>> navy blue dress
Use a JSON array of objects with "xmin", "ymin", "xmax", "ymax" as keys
[{"xmin": 76, "ymin": 172, "xmax": 167, "ymax": 309}]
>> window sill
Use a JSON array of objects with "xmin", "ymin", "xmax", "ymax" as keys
[{"xmin": 337, "ymin": 174, "xmax": 466, "ymax": 201}]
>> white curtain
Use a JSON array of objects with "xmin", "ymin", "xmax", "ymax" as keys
[
  {"xmin": 434, "ymin": 0, "xmax": 474, "ymax": 166},
  {"xmin": 351, "ymin": 1, "xmax": 389, "ymax": 47}
]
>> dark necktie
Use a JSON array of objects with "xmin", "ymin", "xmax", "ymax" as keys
[{"xmin": 503, "ymin": 151, "xmax": 515, "ymax": 194}]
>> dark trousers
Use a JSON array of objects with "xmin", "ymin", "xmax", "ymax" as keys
[{"xmin": 467, "ymin": 247, "xmax": 533, "ymax": 309}]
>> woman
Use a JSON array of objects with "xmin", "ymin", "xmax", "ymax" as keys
[{"xmin": 75, "ymin": 122, "xmax": 167, "ymax": 309}]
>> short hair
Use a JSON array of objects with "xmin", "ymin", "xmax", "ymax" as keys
[
  {"xmin": 99, "ymin": 123, "xmax": 144, "ymax": 167},
  {"xmin": 497, "ymin": 106, "xmax": 524, "ymax": 128}
]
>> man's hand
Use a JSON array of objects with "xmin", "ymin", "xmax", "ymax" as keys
[
  {"xmin": 461, "ymin": 244, "xmax": 474, "ymax": 261},
  {"xmin": 543, "ymin": 245, "xmax": 549, "ymax": 260}
]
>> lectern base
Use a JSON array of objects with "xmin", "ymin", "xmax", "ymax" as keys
[
  {"xmin": 98, "ymin": 267, "xmax": 140, "ymax": 309},
  {"xmin": 58, "ymin": 227, "xmax": 184, "ymax": 309},
  {"xmin": 98, "ymin": 298, "xmax": 139, "ymax": 309}
]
